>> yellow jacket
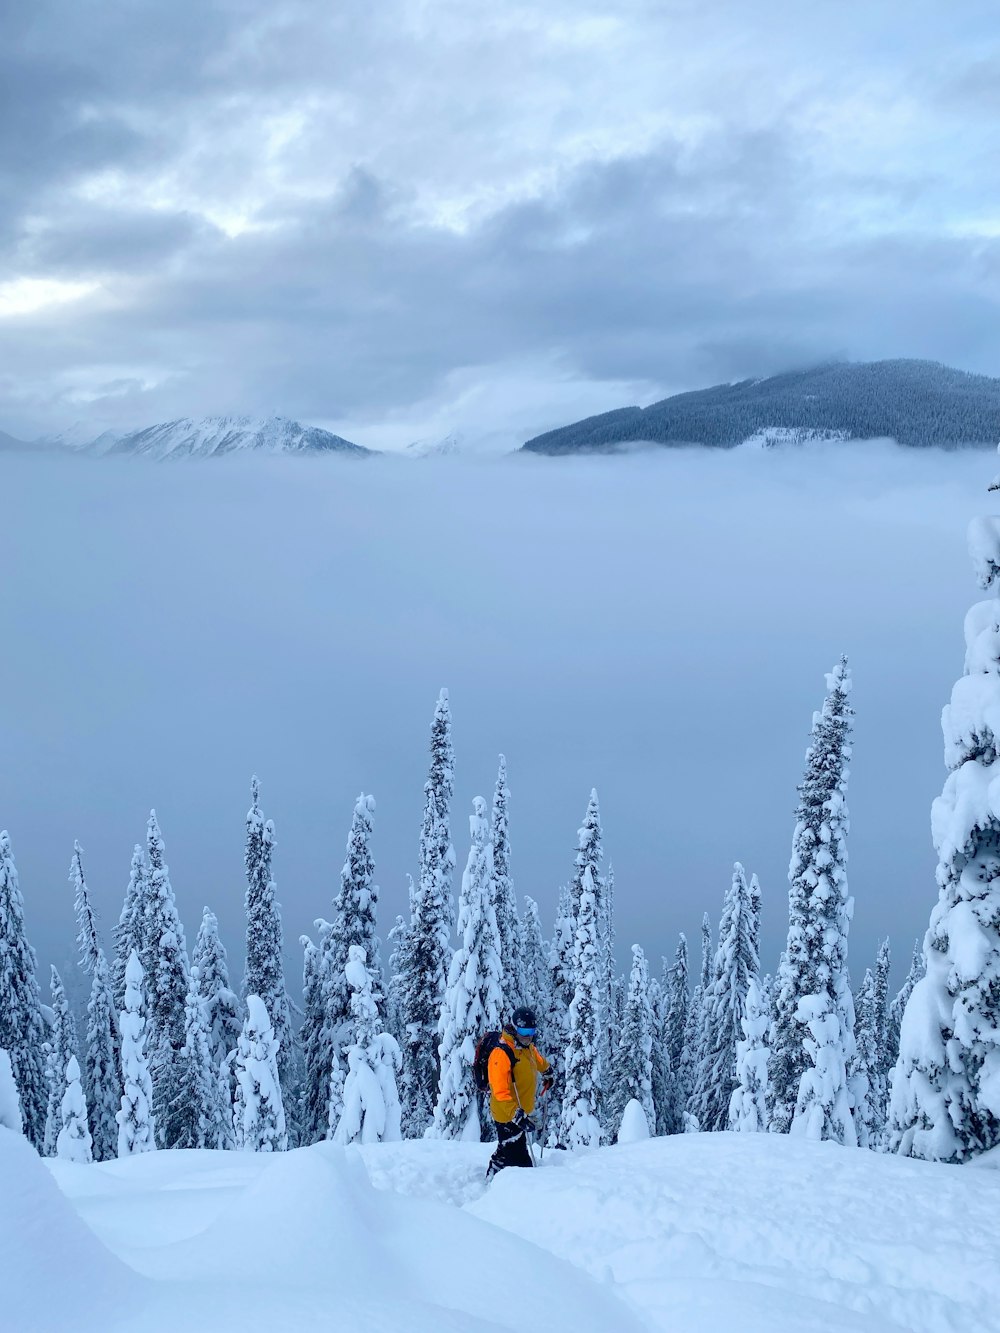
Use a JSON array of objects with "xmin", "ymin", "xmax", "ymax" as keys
[{"xmin": 487, "ymin": 1029, "xmax": 550, "ymax": 1123}]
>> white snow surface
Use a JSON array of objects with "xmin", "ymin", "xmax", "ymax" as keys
[{"xmin": 8, "ymin": 1125, "xmax": 998, "ymax": 1332}]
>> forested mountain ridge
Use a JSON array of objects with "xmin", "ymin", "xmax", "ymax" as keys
[{"xmin": 521, "ymin": 360, "xmax": 1000, "ymax": 454}]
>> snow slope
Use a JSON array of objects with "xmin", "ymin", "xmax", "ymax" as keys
[
  {"xmin": 10, "ymin": 1126, "xmax": 997, "ymax": 1333},
  {"xmin": 40, "ymin": 415, "xmax": 369, "ymax": 458}
]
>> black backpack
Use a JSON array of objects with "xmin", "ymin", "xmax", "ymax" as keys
[{"xmin": 473, "ymin": 1030, "xmax": 516, "ymax": 1093}]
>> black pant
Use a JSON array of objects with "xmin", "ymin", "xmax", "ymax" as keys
[{"xmin": 488, "ymin": 1118, "xmax": 533, "ymax": 1174}]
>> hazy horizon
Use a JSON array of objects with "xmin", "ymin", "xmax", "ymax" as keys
[{"xmin": 1, "ymin": 441, "xmax": 989, "ymax": 1009}]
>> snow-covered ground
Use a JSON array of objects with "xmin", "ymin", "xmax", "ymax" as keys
[{"xmin": 7, "ymin": 1126, "xmax": 998, "ymax": 1333}]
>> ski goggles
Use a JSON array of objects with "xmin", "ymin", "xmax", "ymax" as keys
[{"xmin": 514, "ymin": 1026, "xmax": 537, "ymax": 1038}]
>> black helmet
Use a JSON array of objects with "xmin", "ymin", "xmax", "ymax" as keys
[{"xmin": 511, "ymin": 1005, "xmax": 537, "ymax": 1033}]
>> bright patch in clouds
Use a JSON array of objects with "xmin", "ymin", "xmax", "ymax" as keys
[{"xmin": 0, "ymin": 278, "xmax": 98, "ymax": 319}]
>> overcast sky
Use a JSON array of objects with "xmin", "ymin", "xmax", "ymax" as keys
[
  {"xmin": 2, "ymin": 1, "xmax": 999, "ymax": 448},
  {"xmin": 0, "ymin": 443, "xmax": 987, "ymax": 1000}
]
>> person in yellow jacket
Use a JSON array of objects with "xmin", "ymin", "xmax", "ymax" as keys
[{"xmin": 486, "ymin": 1005, "xmax": 556, "ymax": 1179}]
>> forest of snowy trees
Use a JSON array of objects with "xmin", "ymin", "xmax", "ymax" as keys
[{"xmin": 4, "ymin": 466, "xmax": 1000, "ymax": 1164}]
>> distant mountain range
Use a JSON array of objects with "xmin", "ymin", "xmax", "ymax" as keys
[
  {"xmin": 521, "ymin": 360, "xmax": 1000, "ymax": 454},
  {"xmin": 31, "ymin": 415, "xmax": 371, "ymax": 459}
]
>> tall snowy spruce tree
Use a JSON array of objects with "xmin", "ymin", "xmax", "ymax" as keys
[
  {"xmin": 853, "ymin": 966, "xmax": 883, "ymax": 1149},
  {"xmin": 691, "ymin": 863, "xmax": 760, "ymax": 1132},
  {"xmin": 431, "ymin": 798, "xmax": 504, "ymax": 1141},
  {"xmin": 608, "ymin": 944, "xmax": 655, "ymax": 1136},
  {"xmin": 729, "ymin": 976, "xmax": 770, "ymax": 1133},
  {"xmin": 890, "ymin": 483, "xmax": 1000, "ymax": 1161},
  {"xmin": 172, "ymin": 968, "xmax": 227, "ymax": 1150},
  {"xmin": 560, "ymin": 866, "xmax": 604, "ymax": 1147},
  {"xmin": 44, "ymin": 966, "xmax": 80, "ymax": 1157},
  {"xmin": 298, "ymin": 935, "xmax": 329, "ymax": 1144},
  {"xmin": 334, "ymin": 946, "xmax": 402, "ymax": 1145},
  {"xmin": 243, "ymin": 778, "xmax": 295, "ymax": 1111},
  {"xmin": 117, "ymin": 951, "xmax": 155, "ymax": 1156},
  {"xmin": 491, "ymin": 756, "xmax": 522, "ymax": 1013},
  {"xmin": 232, "ymin": 995, "xmax": 287, "ymax": 1152},
  {"xmin": 399, "ymin": 689, "xmax": 456, "ymax": 1137},
  {"xmin": 71, "ymin": 843, "xmax": 121, "ymax": 1162},
  {"xmin": 113, "ymin": 845, "xmax": 147, "ymax": 1017},
  {"xmin": 664, "ymin": 935, "xmax": 690, "ymax": 1082},
  {"xmin": 769, "ymin": 660, "xmax": 857, "ymax": 1144},
  {"xmin": 0, "ymin": 830, "xmax": 48, "ymax": 1148},
  {"xmin": 647, "ymin": 975, "xmax": 678, "ymax": 1135},
  {"xmin": 192, "ymin": 907, "xmax": 242, "ymax": 1077},
  {"xmin": 680, "ymin": 915, "xmax": 712, "ymax": 1116},
  {"xmin": 144, "ymin": 811, "xmax": 191, "ymax": 1147},
  {"xmin": 571, "ymin": 792, "xmax": 608, "ymax": 1109}
]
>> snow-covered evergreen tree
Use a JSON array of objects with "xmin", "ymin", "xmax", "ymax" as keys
[
  {"xmin": 0, "ymin": 1049, "xmax": 23, "ymax": 1133},
  {"xmin": 600, "ymin": 862, "xmax": 617, "ymax": 1086},
  {"xmin": 490, "ymin": 756, "xmax": 522, "ymax": 1013},
  {"xmin": 770, "ymin": 660, "xmax": 856, "ymax": 1142},
  {"xmin": 56, "ymin": 1056, "xmax": 93, "ymax": 1163},
  {"xmin": 608, "ymin": 945, "xmax": 655, "ymax": 1133},
  {"xmin": 143, "ymin": 811, "xmax": 191, "ymax": 1147},
  {"xmin": 664, "ymin": 935, "xmax": 690, "ymax": 1079},
  {"xmin": 891, "ymin": 491, "xmax": 1000, "ymax": 1161},
  {"xmin": 117, "ymin": 951, "xmax": 155, "ymax": 1156},
  {"xmin": 313, "ymin": 792, "xmax": 384, "ymax": 1136},
  {"xmin": 431, "ymin": 798, "xmax": 504, "ymax": 1141},
  {"xmin": 560, "ymin": 866, "xmax": 604, "ymax": 1147},
  {"xmin": 243, "ymin": 778, "xmax": 295, "ymax": 1109},
  {"xmin": 192, "ymin": 907, "xmax": 242, "ymax": 1074},
  {"xmin": 570, "ymin": 792, "xmax": 608, "ymax": 1115},
  {"xmin": 852, "ymin": 967, "xmax": 882, "ymax": 1149},
  {"xmin": 791, "ymin": 990, "xmax": 856, "ymax": 1145},
  {"xmin": 399, "ymin": 689, "xmax": 455, "ymax": 1136},
  {"xmin": 729, "ymin": 977, "xmax": 770, "ymax": 1132},
  {"xmin": 519, "ymin": 896, "xmax": 552, "ymax": 1022},
  {"xmin": 232, "ymin": 995, "xmax": 287, "ymax": 1152},
  {"xmin": 298, "ymin": 935, "xmax": 329, "ymax": 1144},
  {"xmin": 385, "ymin": 902, "xmax": 410, "ymax": 1051},
  {"xmin": 44, "ymin": 966, "xmax": 80, "ymax": 1157},
  {"xmin": 886, "ymin": 940, "xmax": 924, "ymax": 1071},
  {"xmin": 691, "ymin": 863, "xmax": 760, "ymax": 1132},
  {"xmin": 334, "ymin": 946, "xmax": 402, "ymax": 1145},
  {"xmin": 71, "ymin": 843, "xmax": 120, "ymax": 1162},
  {"xmin": 0, "ymin": 830, "xmax": 48, "ymax": 1149},
  {"xmin": 647, "ymin": 976, "xmax": 678, "ymax": 1135},
  {"xmin": 171, "ymin": 968, "xmax": 225, "ymax": 1149},
  {"xmin": 113, "ymin": 845, "xmax": 147, "ymax": 1017}
]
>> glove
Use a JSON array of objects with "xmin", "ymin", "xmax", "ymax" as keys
[
  {"xmin": 512, "ymin": 1108, "xmax": 536, "ymax": 1133},
  {"xmin": 541, "ymin": 1071, "xmax": 558, "ymax": 1095}
]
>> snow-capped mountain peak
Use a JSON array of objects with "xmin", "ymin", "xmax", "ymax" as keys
[{"xmin": 39, "ymin": 414, "xmax": 370, "ymax": 459}]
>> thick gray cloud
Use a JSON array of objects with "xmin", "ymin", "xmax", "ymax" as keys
[
  {"xmin": 1, "ymin": 0, "xmax": 999, "ymax": 443},
  {"xmin": 0, "ymin": 444, "xmax": 988, "ymax": 998}
]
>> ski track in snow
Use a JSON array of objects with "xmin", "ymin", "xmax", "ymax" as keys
[{"xmin": 7, "ymin": 1126, "xmax": 998, "ymax": 1333}]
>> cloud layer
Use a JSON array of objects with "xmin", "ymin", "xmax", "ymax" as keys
[
  {"xmin": 2, "ymin": 1, "xmax": 999, "ymax": 444},
  {"xmin": 0, "ymin": 444, "xmax": 986, "ymax": 992}
]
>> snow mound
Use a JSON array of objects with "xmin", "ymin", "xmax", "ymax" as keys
[
  {"xmin": 0, "ymin": 1128, "xmax": 141, "ymax": 1331},
  {"xmin": 617, "ymin": 1098, "xmax": 651, "ymax": 1143},
  {"xmin": 47, "ymin": 1139, "xmax": 638, "ymax": 1333}
]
